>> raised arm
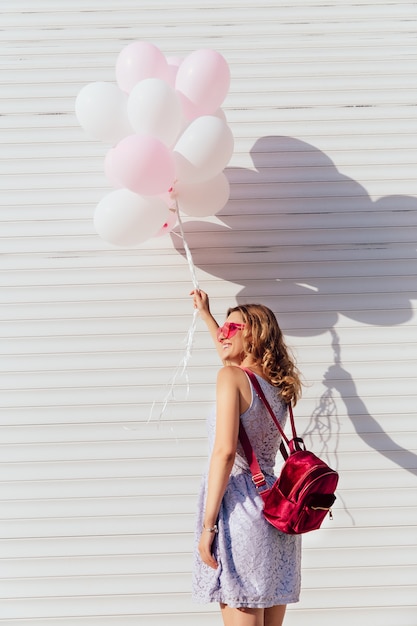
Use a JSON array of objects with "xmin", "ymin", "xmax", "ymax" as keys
[{"xmin": 190, "ymin": 289, "xmax": 224, "ymax": 360}]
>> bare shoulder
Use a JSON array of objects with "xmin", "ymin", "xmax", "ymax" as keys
[{"xmin": 217, "ymin": 365, "xmax": 249, "ymax": 389}]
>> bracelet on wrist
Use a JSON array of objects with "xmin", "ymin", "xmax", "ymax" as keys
[{"xmin": 202, "ymin": 524, "xmax": 218, "ymax": 533}]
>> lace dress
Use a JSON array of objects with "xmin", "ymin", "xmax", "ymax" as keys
[{"xmin": 192, "ymin": 372, "xmax": 302, "ymax": 608}]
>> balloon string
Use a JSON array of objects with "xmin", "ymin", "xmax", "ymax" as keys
[
  {"xmin": 175, "ymin": 201, "xmax": 200, "ymax": 291},
  {"xmin": 148, "ymin": 200, "xmax": 199, "ymax": 422}
]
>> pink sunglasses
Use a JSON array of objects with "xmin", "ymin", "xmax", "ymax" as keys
[{"xmin": 217, "ymin": 322, "xmax": 246, "ymax": 341}]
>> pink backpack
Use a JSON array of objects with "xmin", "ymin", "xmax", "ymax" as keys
[{"xmin": 239, "ymin": 368, "xmax": 339, "ymax": 534}]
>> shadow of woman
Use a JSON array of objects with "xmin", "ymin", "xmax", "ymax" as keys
[
  {"xmin": 323, "ymin": 377, "xmax": 417, "ymax": 477},
  {"xmin": 304, "ymin": 330, "xmax": 417, "ymax": 480}
]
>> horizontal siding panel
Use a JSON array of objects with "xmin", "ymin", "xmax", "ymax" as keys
[
  {"xmin": 0, "ymin": 495, "xmax": 198, "ymax": 519},
  {"xmin": 1, "ymin": 553, "xmax": 193, "ymax": 578},
  {"xmin": 322, "ymin": 467, "xmax": 417, "ymax": 490},
  {"xmin": 0, "ymin": 573, "xmax": 191, "ymax": 598},
  {"xmin": 0, "ymin": 594, "xmax": 194, "ymax": 620},
  {"xmin": 0, "ymin": 422, "xmax": 207, "ymax": 443},
  {"xmin": 0, "ymin": 439, "xmax": 207, "ymax": 463},
  {"xmin": 0, "ymin": 385, "xmax": 212, "ymax": 407},
  {"xmin": 0, "ymin": 458, "xmax": 205, "ymax": 481},
  {"xmin": 303, "ymin": 520, "xmax": 413, "ymax": 548},
  {"xmin": 1, "ymin": 1, "xmax": 415, "ymax": 20},
  {"xmin": 2, "ymin": 19, "xmax": 416, "ymax": 40},
  {"xmin": 0, "ymin": 404, "xmax": 212, "ymax": 426},
  {"xmin": 0, "ymin": 440, "xmax": 207, "ymax": 467},
  {"xmin": 302, "ymin": 544, "xmax": 417, "ymax": 569},
  {"xmin": 0, "ymin": 514, "xmax": 195, "ymax": 539},
  {"xmin": 0, "ymin": 477, "xmax": 203, "ymax": 499},
  {"xmin": 1, "ymin": 257, "xmax": 417, "ymax": 285},
  {"xmin": 0, "ymin": 533, "xmax": 194, "ymax": 559},
  {"xmin": 303, "ymin": 564, "xmax": 417, "ymax": 588},
  {"xmin": 297, "ymin": 585, "xmax": 417, "ymax": 610},
  {"xmin": 4, "ymin": 33, "xmax": 412, "ymax": 51}
]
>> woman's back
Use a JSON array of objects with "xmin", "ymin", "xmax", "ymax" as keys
[{"xmin": 235, "ymin": 373, "xmax": 288, "ymax": 477}]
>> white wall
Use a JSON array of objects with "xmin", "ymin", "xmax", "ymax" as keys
[{"xmin": 1, "ymin": 1, "xmax": 416, "ymax": 624}]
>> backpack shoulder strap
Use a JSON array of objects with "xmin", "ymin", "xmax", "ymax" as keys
[
  {"xmin": 238, "ymin": 421, "xmax": 268, "ymax": 490},
  {"xmin": 241, "ymin": 368, "xmax": 302, "ymax": 459}
]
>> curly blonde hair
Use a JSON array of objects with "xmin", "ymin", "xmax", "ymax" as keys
[{"xmin": 227, "ymin": 303, "xmax": 302, "ymax": 405}]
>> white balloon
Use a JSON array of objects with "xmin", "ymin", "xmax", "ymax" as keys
[
  {"xmin": 127, "ymin": 78, "xmax": 183, "ymax": 146},
  {"xmin": 94, "ymin": 188, "xmax": 170, "ymax": 247},
  {"xmin": 75, "ymin": 82, "xmax": 132, "ymax": 145},
  {"xmin": 175, "ymin": 172, "xmax": 230, "ymax": 217},
  {"xmin": 173, "ymin": 115, "xmax": 234, "ymax": 184}
]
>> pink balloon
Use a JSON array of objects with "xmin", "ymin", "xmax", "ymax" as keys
[
  {"xmin": 116, "ymin": 41, "xmax": 169, "ymax": 93},
  {"xmin": 112, "ymin": 134, "xmax": 175, "ymax": 196},
  {"xmin": 175, "ymin": 49, "xmax": 230, "ymax": 119}
]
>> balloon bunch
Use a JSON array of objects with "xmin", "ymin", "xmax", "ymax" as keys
[{"xmin": 75, "ymin": 42, "xmax": 234, "ymax": 247}]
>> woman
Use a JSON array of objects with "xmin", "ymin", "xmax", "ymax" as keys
[{"xmin": 190, "ymin": 289, "xmax": 302, "ymax": 626}]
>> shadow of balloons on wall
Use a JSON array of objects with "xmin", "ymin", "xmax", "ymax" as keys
[{"xmin": 172, "ymin": 135, "xmax": 417, "ymax": 334}]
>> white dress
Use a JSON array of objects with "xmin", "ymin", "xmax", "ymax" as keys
[{"xmin": 192, "ymin": 373, "xmax": 302, "ymax": 608}]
